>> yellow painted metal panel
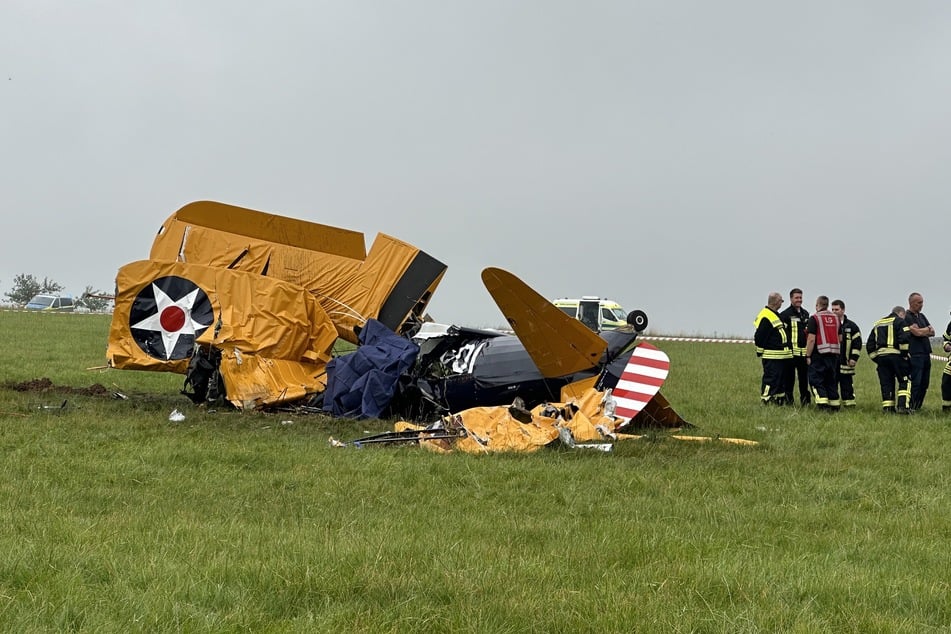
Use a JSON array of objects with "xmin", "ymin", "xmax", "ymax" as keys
[
  {"xmin": 481, "ymin": 267, "xmax": 606, "ymax": 378},
  {"xmin": 161, "ymin": 200, "xmax": 367, "ymax": 259},
  {"xmin": 148, "ymin": 201, "xmax": 438, "ymax": 345},
  {"xmin": 108, "ymin": 260, "xmax": 337, "ymax": 378},
  {"xmin": 218, "ymin": 353, "xmax": 327, "ymax": 410}
]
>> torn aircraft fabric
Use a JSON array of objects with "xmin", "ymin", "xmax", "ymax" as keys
[
  {"xmin": 107, "ymin": 259, "xmax": 338, "ymax": 408},
  {"xmin": 322, "ymin": 319, "xmax": 420, "ymax": 419}
]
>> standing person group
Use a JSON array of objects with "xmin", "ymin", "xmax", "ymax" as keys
[
  {"xmin": 755, "ymin": 290, "xmax": 859, "ymax": 412},
  {"xmin": 867, "ymin": 292, "xmax": 939, "ymax": 414},
  {"xmin": 755, "ymin": 290, "xmax": 948, "ymax": 413}
]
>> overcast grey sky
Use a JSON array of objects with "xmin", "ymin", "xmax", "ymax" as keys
[{"xmin": 3, "ymin": 1, "xmax": 950, "ymax": 337}]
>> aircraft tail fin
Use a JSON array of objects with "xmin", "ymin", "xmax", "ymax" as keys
[
  {"xmin": 481, "ymin": 267, "xmax": 606, "ymax": 378},
  {"xmin": 612, "ymin": 343, "xmax": 689, "ymax": 428}
]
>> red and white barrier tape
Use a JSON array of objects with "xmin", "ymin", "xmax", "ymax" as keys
[
  {"xmin": 640, "ymin": 335, "xmax": 948, "ymax": 363},
  {"xmin": 641, "ymin": 336, "xmax": 752, "ymax": 344}
]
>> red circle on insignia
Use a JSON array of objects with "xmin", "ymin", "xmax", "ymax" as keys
[{"xmin": 160, "ymin": 306, "xmax": 186, "ymax": 332}]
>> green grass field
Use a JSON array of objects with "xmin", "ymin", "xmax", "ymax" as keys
[{"xmin": 1, "ymin": 311, "xmax": 950, "ymax": 632}]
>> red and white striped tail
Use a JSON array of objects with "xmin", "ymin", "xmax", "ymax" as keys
[{"xmin": 613, "ymin": 342, "xmax": 670, "ymax": 424}]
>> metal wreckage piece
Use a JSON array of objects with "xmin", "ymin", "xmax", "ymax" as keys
[{"xmin": 106, "ymin": 201, "xmax": 689, "ymax": 439}]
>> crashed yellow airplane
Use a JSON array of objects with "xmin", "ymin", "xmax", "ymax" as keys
[{"xmin": 107, "ymin": 201, "xmax": 693, "ymax": 446}]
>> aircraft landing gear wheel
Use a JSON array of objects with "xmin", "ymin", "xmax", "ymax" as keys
[{"xmin": 627, "ymin": 310, "xmax": 648, "ymax": 332}]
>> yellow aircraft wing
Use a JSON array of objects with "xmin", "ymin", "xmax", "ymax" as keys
[
  {"xmin": 149, "ymin": 201, "xmax": 446, "ymax": 344},
  {"xmin": 481, "ymin": 267, "xmax": 606, "ymax": 378}
]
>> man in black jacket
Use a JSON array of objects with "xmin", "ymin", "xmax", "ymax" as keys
[
  {"xmin": 831, "ymin": 299, "xmax": 862, "ymax": 407},
  {"xmin": 754, "ymin": 291, "xmax": 792, "ymax": 405},
  {"xmin": 867, "ymin": 306, "xmax": 912, "ymax": 414},
  {"xmin": 779, "ymin": 287, "xmax": 810, "ymax": 406}
]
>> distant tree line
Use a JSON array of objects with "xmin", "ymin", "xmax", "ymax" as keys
[{"xmin": 3, "ymin": 273, "xmax": 112, "ymax": 311}]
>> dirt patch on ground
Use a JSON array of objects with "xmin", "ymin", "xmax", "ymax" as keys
[{"xmin": 7, "ymin": 377, "xmax": 112, "ymax": 397}]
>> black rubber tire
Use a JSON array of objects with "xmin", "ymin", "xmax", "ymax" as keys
[{"xmin": 627, "ymin": 310, "xmax": 648, "ymax": 332}]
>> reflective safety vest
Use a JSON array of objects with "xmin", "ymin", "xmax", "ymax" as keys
[{"xmin": 813, "ymin": 310, "xmax": 841, "ymax": 355}]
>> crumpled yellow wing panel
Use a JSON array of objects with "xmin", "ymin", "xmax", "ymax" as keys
[
  {"xmin": 150, "ymin": 200, "xmax": 367, "ymax": 261},
  {"xmin": 387, "ymin": 386, "xmax": 756, "ymax": 453},
  {"xmin": 148, "ymin": 201, "xmax": 445, "ymax": 344},
  {"xmin": 441, "ymin": 407, "xmax": 559, "ymax": 454},
  {"xmin": 218, "ymin": 353, "xmax": 327, "ymax": 410},
  {"xmin": 108, "ymin": 260, "xmax": 337, "ymax": 377}
]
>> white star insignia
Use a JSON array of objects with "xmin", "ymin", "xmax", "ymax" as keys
[{"xmin": 131, "ymin": 283, "xmax": 212, "ymax": 360}]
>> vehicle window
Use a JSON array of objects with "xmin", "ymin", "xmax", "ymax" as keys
[
  {"xmin": 602, "ymin": 308, "xmax": 617, "ymax": 321},
  {"xmin": 579, "ymin": 302, "xmax": 599, "ymax": 329},
  {"xmin": 610, "ymin": 308, "xmax": 627, "ymax": 321},
  {"xmin": 28, "ymin": 295, "xmax": 55, "ymax": 307},
  {"xmin": 52, "ymin": 298, "xmax": 61, "ymax": 309},
  {"xmin": 557, "ymin": 306, "xmax": 575, "ymax": 317},
  {"xmin": 61, "ymin": 298, "xmax": 73, "ymax": 308}
]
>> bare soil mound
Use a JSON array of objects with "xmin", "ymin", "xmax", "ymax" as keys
[{"xmin": 7, "ymin": 378, "xmax": 111, "ymax": 397}]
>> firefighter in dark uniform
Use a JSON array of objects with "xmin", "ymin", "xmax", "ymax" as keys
[
  {"xmin": 866, "ymin": 306, "xmax": 912, "ymax": 414},
  {"xmin": 831, "ymin": 299, "xmax": 862, "ymax": 407},
  {"xmin": 779, "ymin": 287, "xmax": 810, "ymax": 406},
  {"xmin": 754, "ymin": 291, "xmax": 792, "ymax": 405},
  {"xmin": 941, "ymin": 311, "xmax": 951, "ymax": 413},
  {"xmin": 804, "ymin": 295, "xmax": 841, "ymax": 410}
]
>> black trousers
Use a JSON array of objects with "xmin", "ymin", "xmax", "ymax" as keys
[
  {"xmin": 784, "ymin": 355, "xmax": 810, "ymax": 404},
  {"xmin": 807, "ymin": 354, "xmax": 839, "ymax": 406},
  {"xmin": 908, "ymin": 353, "xmax": 931, "ymax": 409},
  {"xmin": 941, "ymin": 360, "xmax": 951, "ymax": 407},
  {"xmin": 761, "ymin": 358, "xmax": 788, "ymax": 404},
  {"xmin": 838, "ymin": 365, "xmax": 856, "ymax": 405},
  {"xmin": 875, "ymin": 355, "xmax": 910, "ymax": 411}
]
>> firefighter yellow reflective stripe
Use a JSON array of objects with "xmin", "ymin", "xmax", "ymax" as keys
[
  {"xmin": 754, "ymin": 307, "xmax": 791, "ymax": 359},
  {"xmin": 754, "ymin": 307, "xmax": 788, "ymax": 344},
  {"xmin": 787, "ymin": 315, "xmax": 806, "ymax": 352},
  {"xmin": 878, "ymin": 317, "xmax": 895, "ymax": 348},
  {"xmin": 868, "ymin": 316, "xmax": 909, "ymax": 359},
  {"xmin": 869, "ymin": 347, "xmax": 900, "ymax": 359}
]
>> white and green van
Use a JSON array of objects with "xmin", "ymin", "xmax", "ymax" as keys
[{"xmin": 551, "ymin": 296, "xmax": 647, "ymax": 332}]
